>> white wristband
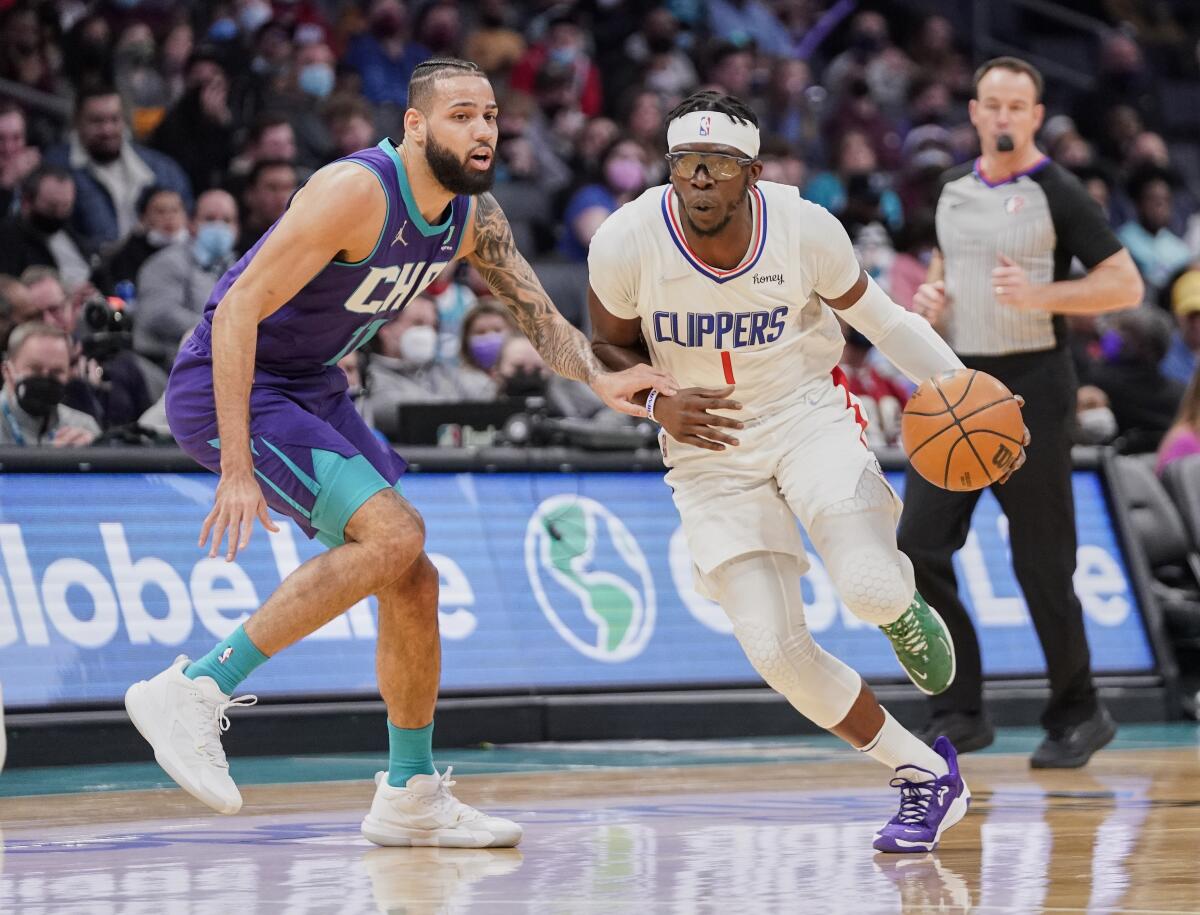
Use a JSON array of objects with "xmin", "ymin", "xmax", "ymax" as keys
[{"xmin": 645, "ymin": 388, "xmax": 661, "ymax": 422}]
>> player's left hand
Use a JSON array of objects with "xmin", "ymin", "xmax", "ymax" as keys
[
  {"xmin": 992, "ymin": 255, "xmax": 1040, "ymax": 310},
  {"xmin": 592, "ymin": 365, "xmax": 678, "ymax": 417},
  {"xmin": 997, "ymin": 395, "xmax": 1030, "ymax": 484}
]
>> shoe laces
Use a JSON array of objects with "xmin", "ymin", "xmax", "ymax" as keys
[
  {"xmin": 888, "ymin": 775, "xmax": 934, "ymax": 825},
  {"xmin": 885, "ymin": 607, "xmax": 928, "ymax": 655},
  {"xmin": 193, "ymin": 691, "xmax": 257, "ymax": 766},
  {"xmin": 417, "ymin": 767, "xmax": 484, "ymax": 822}
]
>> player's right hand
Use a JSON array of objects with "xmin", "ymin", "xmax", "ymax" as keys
[
  {"xmin": 654, "ymin": 385, "xmax": 744, "ymax": 451},
  {"xmin": 200, "ymin": 471, "xmax": 280, "ymax": 561},
  {"xmin": 912, "ymin": 280, "xmax": 946, "ymax": 324}
]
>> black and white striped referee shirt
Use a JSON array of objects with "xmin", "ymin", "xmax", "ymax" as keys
[{"xmin": 935, "ymin": 157, "xmax": 1122, "ymax": 356}]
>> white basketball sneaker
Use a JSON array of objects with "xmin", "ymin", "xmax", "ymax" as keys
[
  {"xmin": 361, "ymin": 768, "xmax": 523, "ymax": 848},
  {"xmin": 124, "ymin": 656, "xmax": 256, "ymax": 815}
]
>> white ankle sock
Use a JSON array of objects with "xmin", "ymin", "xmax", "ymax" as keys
[{"xmin": 857, "ymin": 710, "xmax": 949, "ymax": 780}]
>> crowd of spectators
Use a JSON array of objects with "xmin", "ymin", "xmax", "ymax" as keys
[{"xmin": 1, "ymin": 0, "xmax": 1199, "ymax": 466}]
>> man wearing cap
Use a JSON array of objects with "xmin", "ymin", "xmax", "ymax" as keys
[
  {"xmin": 586, "ymin": 88, "xmax": 1014, "ymax": 853},
  {"xmin": 901, "ymin": 57, "xmax": 1144, "ymax": 768}
]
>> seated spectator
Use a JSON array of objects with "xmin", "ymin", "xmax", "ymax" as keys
[
  {"xmin": 224, "ymin": 115, "xmax": 301, "ymax": 203},
  {"xmin": 44, "ymin": 85, "xmax": 192, "ymax": 249},
  {"xmin": 366, "ymin": 295, "xmax": 489, "ymax": 437},
  {"xmin": 755, "ymin": 59, "xmax": 823, "ymax": 163},
  {"xmin": 1117, "ymin": 167, "xmax": 1191, "ymax": 294},
  {"xmin": 493, "ymin": 334, "xmax": 607, "ymax": 419},
  {"xmin": 326, "ymin": 98, "xmax": 378, "ymax": 161},
  {"xmin": 559, "ymin": 136, "xmax": 651, "ymax": 262},
  {"xmin": 343, "ymin": 0, "xmax": 431, "ymax": 108},
  {"xmin": 114, "ymin": 21, "xmax": 170, "ymax": 121},
  {"xmin": 1162, "ymin": 268, "xmax": 1200, "ymax": 384},
  {"xmin": 135, "ymin": 189, "xmax": 239, "ymax": 369},
  {"xmin": 0, "ymin": 274, "xmax": 31, "ymax": 350},
  {"xmin": 462, "ymin": 0, "xmax": 526, "ymax": 79},
  {"xmin": 262, "ymin": 42, "xmax": 338, "ymax": 168},
  {"xmin": 19, "ymin": 266, "xmax": 74, "ymax": 332},
  {"xmin": 510, "ymin": 9, "xmax": 602, "ymax": 118},
  {"xmin": 21, "ymin": 267, "xmax": 155, "ymax": 430},
  {"xmin": 149, "ymin": 51, "xmax": 237, "ymax": 193},
  {"xmin": 0, "ymin": 166, "xmax": 93, "ymax": 289},
  {"xmin": 0, "ymin": 101, "xmax": 41, "ymax": 218},
  {"xmin": 804, "ymin": 131, "xmax": 903, "ymax": 231},
  {"xmin": 1085, "ymin": 307, "xmax": 1186, "ymax": 452},
  {"xmin": 459, "ymin": 299, "xmax": 515, "ymax": 396},
  {"xmin": 0, "ymin": 322, "xmax": 98, "ymax": 447},
  {"xmin": 706, "ymin": 0, "xmax": 792, "ymax": 57},
  {"xmin": 91, "ymin": 186, "xmax": 188, "ymax": 296},
  {"xmin": 1156, "ymin": 367, "xmax": 1200, "ymax": 475},
  {"xmin": 1075, "ymin": 385, "xmax": 1119, "ymax": 445},
  {"xmin": 624, "ymin": 7, "xmax": 698, "ymax": 103},
  {"xmin": 237, "ymin": 159, "xmax": 298, "ymax": 255}
]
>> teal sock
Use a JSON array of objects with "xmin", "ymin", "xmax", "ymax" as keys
[
  {"xmin": 185, "ymin": 624, "xmax": 269, "ymax": 695},
  {"xmin": 387, "ymin": 721, "xmax": 435, "ymax": 787}
]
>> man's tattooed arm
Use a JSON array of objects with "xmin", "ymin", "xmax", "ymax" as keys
[{"xmin": 467, "ymin": 192, "xmax": 605, "ymax": 384}]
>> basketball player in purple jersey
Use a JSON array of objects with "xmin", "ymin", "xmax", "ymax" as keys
[{"xmin": 124, "ymin": 59, "xmax": 674, "ymax": 847}]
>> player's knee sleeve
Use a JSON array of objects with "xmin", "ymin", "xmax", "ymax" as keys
[
  {"xmin": 708, "ymin": 551, "xmax": 861, "ymax": 730},
  {"xmin": 809, "ymin": 470, "xmax": 915, "ymax": 626}
]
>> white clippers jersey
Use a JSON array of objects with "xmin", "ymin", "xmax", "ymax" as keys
[{"xmin": 588, "ymin": 181, "xmax": 863, "ymax": 418}]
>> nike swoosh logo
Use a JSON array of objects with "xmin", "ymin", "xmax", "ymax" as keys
[{"xmin": 912, "ymin": 669, "xmax": 928, "ymax": 681}]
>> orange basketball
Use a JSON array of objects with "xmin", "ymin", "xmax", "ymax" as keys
[{"xmin": 901, "ymin": 369, "xmax": 1024, "ymax": 492}]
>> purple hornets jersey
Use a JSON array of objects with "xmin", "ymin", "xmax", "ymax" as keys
[{"xmin": 196, "ymin": 140, "xmax": 470, "ymax": 375}]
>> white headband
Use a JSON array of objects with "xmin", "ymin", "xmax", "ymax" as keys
[{"xmin": 666, "ymin": 110, "xmax": 760, "ymax": 158}]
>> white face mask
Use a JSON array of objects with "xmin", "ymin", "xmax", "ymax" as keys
[
  {"xmin": 146, "ymin": 227, "xmax": 189, "ymax": 247},
  {"xmin": 1077, "ymin": 406, "xmax": 1118, "ymax": 443},
  {"xmin": 399, "ymin": 324, "xmax": 438, "ymax": 366}
]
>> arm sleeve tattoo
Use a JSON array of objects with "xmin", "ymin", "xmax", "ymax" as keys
[{"xmin": 470, "ymin": 193, "xmax": 605, "ymax": 383}]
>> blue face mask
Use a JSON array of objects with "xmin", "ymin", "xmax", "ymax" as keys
[
  {"xmin": 239, "ymin": 2, "xmax": 273, "ymax": 35},
  {"xmin": 298, "ymin": 63, "xmax": 335, "ymax": 99},
  {"xmin": 193, "ymin": 221, "xmax": 236, "ymax": 266}
]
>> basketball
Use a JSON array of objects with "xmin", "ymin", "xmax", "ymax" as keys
[{"xmin": 901, "ymin": 369, "xmax": 1024, "ymax": 492}]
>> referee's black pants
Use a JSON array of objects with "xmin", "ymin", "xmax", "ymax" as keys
[{"xmin": 896, "ymin": 347, "xmax": 1099, "ymax": 733}]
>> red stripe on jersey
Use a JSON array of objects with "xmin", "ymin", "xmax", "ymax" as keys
[
  {"xmin": 831, "ymin": 365, "xmax": 869, "ymax": 442},
  {"xmin": 721, "ymin": 351, "xmax": 735, "ymax": 384}
]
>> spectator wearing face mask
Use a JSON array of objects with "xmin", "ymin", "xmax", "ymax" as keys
[
  {"xmin": 91, "ymin": 186, "xmax": 188, "ymax": 296},
  {"xmin": 459, "ymin": 299, "xmax": 515, "ymax": 397},
  {"xmin": 0, "ymin": 322, "xmax": 99, "ymax": 447},
  {"xmin": 0, "ymin": 101, "xmax": 41, "ymax": 218},
  {"xmin": 365, "ymin": 296, "xmax": 484, "ymax": 438},
  {"xmin": 1084, "ymin": 306, "xmax": 1185, "ymax": 452},
  {"xmin": 0, "ymin": 165, "xmax": 94, "ymax": 290},
  {"xmin": 134, "ymin": 189, "xmax": 239, "ymax": 370},
  {"xmin": 803, "ymin": 130, "xmax": 904, "ymax": 232},
  {"xmin": 1074, "ymin": 385, "xmax": 1119, "ymax": 445},
  {"xmin": 1118, "ymin": 166, "xmax": 1191, "ymax": 295},
  {"xmin": 263, "ymin": 42, "xmax": 338, "ymax": 169},
  {"xmin": 559, "ymin": 137, "xmax": 650, "ymax": 263},
  {"xmin": 510, "ymin": 10, "xmax": 602, "ymax": 118},
  {"xmin": 344, "ymin": 0, "xmax": 431, "ymax": 108}
]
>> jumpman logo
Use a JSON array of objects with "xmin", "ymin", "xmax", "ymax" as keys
[{"xmin": 392, "ymin": 221, "xmax": 409, "ymax": 247}]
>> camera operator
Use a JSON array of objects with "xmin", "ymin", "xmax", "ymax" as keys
[
  {"xmin": 0, "ymin": 322, "xmax": 99, "ymax": 447},
  {"xmin": 63, "ymin": 284, "xmax": 153, "ymax": 431}
]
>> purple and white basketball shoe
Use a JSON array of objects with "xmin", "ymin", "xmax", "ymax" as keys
[{"xmin": 873, "ymin": 736, "xmax": 970, "ymax": 853}]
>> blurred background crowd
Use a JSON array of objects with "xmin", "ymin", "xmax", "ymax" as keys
[{"xmin": 1, "ymin": 0, "xmax": 1200, "ymax": 473}]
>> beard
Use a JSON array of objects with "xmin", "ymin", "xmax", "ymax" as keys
[{"xmin": 425, "ymin": 130, "xmax": 496, "ymax": 195}]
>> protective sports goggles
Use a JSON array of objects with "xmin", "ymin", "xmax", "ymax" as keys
[{"xmin": 665, "ymin": 151, "xmax": 754, "ymax": 181}]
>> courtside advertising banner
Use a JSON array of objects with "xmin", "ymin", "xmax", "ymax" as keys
[{"xmin": 0, "ymin": 471, "xmax": 1154, "ymax": 708}]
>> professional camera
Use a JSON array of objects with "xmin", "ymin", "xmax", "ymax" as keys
[{"xmin": 78, "ymin": 294, "xmax": 134, "ymax": 362}]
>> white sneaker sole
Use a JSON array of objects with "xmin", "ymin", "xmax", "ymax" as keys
[
  {"xmin": 361, "ymin": 816, "xmax": 522, "ymax": 848},
  {"xmin": 125, "ymin": 680, "xmax": 242, "ymax": 815}
]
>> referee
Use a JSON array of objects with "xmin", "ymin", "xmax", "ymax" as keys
[{"xmin": 898, "ymin": 57, "xmax": 1144, "ymax": 768}]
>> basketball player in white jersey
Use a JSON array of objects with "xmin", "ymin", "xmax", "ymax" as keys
[{"xmin": 589, "ymin": 91, "xmax": 1026, "ymax": 852}]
